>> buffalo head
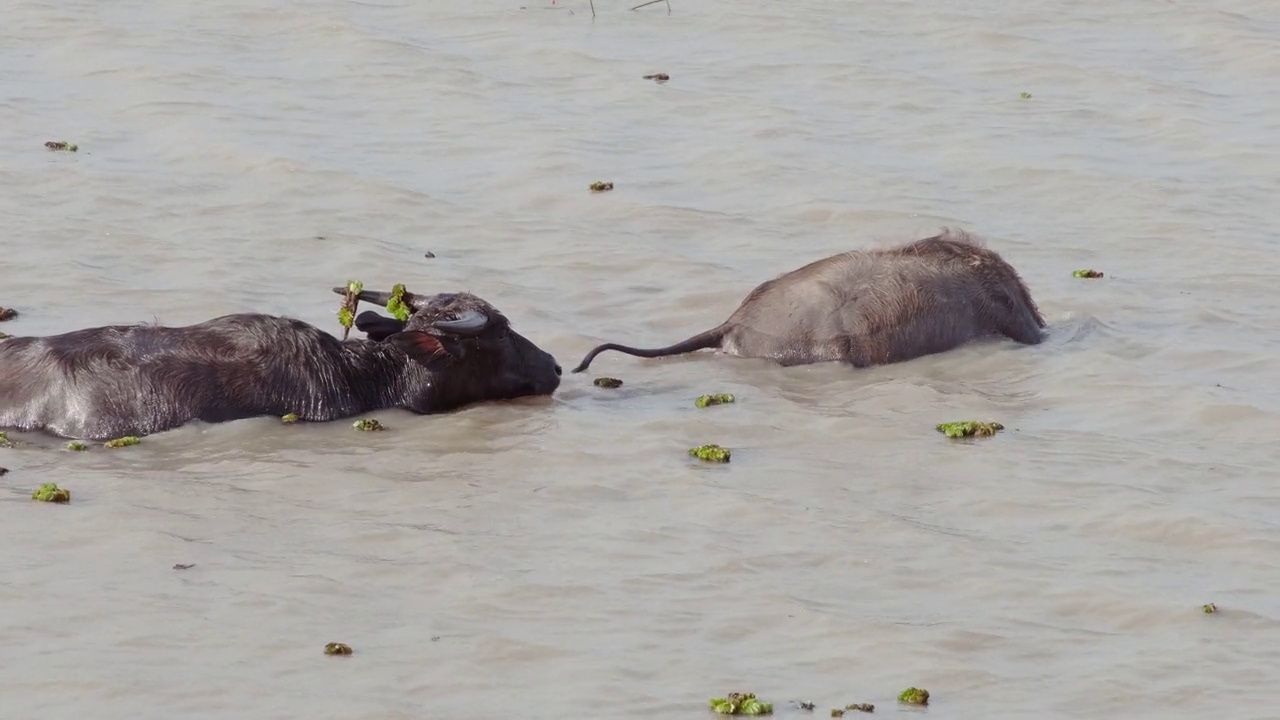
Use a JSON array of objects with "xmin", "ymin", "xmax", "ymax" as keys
[{"xmin": 333, "ymin": 286, "xmax": 562, "ymax": 407}]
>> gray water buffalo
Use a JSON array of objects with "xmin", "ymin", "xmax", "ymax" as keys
[
  {"xmin": 0, "ymin": 288, "xmax": 562, "ymax": 441},
  {"xmin": 572, "ymin": 229, "xmax": 1045, "ymax": 372}
]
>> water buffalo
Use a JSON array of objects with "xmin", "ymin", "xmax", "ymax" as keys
[
  {"xmin": 572, "ymin": 229, "xmax": 1045, "ymax": 372},
  {"xmin": 0, "ymin": 288, "xmax": 562, "ymax": 441}
]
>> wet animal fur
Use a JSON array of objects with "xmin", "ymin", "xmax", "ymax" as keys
[
  {"xmin": 572, "ymin": 229, "xmax": 1046, "ymax": 372},
  {"xmin": 0, "ymin": 291, "xmax": 562, "ymax": 441}
]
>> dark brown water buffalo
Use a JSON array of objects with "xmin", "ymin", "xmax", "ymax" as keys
[
  {"xmin": 0, "ymin": 288, "xmax": 562, "ymax": 441},
  {"xmin": 572, "ymin": 229, "xmax": 1045, "ymax": 372}
]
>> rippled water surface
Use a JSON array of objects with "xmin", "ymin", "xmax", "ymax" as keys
[{"xmin": 3, "ymin": 1, "xmax": 1280, "ymax": 718}]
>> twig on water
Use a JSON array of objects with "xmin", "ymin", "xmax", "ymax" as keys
[
  {"xmin": 590, "ymin": 0, "xmax": 595, "ymax": 17},
  {"xmin": 630, "ymin": 0, "xmax": 672, "ymax": 13}
]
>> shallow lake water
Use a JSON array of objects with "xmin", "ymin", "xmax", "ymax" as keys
[{"xmin": 3, "ymin": 1, "xmax": 1280, "ymax": 718}]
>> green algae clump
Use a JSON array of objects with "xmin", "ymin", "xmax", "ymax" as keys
[
  {"xmin": 593, "ymin": 377, "xmax": 624, "ymax": 389},
  {"xmin": 323, "ymin": 642, "xmax": 353, "ymax": 656},
  {"xmin": 338, "ymin": 280, "xmax": 364, "ymax": 339},
  {"xmin": 709, "ymin": 692, "xmax": 772, "ymax": 715},
  {"xmin": 845, "ymin": 704, "xmax": 874, "ymax": 713},
  {"xmin": 695, "ymin": 393, "xmax": 736, "ymax": 408},
  {"xmin": 589, "ymin": 181, "xmax": 614, "ymax": 192},
  {"xmin": 936, "ymin": 421, "xmax": 1004, "ymax": 438},
  {"xmin": 385, "ymin": 283, "xmax": 413, "ymax": 322},
  {"xmin": 1019, "ymin": 91, "xmax": 1032, "ymax": 99},
  {"xmin": 1203, "ymin": 603, "xmax": 1217, "ymax": 614},
  {"xmin": 897, "ymin": 688, "xmax": 929, "ymax": 706},
  {"xmin": 1072, "ymin": 269, "xmax": 1104, "ymax": 278},
  {"xmin": 66, "ymin": 441, "xmax": 88, "ymax": 452},
  {"xmin": 103, "ymin": 436, "xmax": 140, "ymax": 448},
  {"xmin": 44, "ymin": 141, "xmax": 78, "ymax": 152},
  {"xmin": 689, "ymin": 444, "xmax": 731, "ymax": 463},
  {"xmin": 281, "ymin": 413, "xmax": 300, "ymax": 424},
  {"xmin": 32, "ymin": 482, "xmax": 71, "ymax": 503},
  {"xmin": 830, "ymin": 711, "xmax": 844, "ymax": 718},
  {"xmin": 353, "ymin": 418, "xmax": 385, "ymax": 432}
]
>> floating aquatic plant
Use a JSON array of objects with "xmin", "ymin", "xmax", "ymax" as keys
[
  {"xmin": 936, "ymin": 421, "xmax": 1004, "ymax": 438},
  {"xmin": 1072, "ymin": 269, "xmax": 1104, "ymax": 278},
  {"xmin": 709, "ymin": 692, "xmax": 772, "ymax": 715},
  {"xmin": 593, "ymin": 377, "xmax": 624, "ymax": 388},
  {"xmin": 589, "ymin": 181, "xmax": 614, "ymax": 192},
  {"xmin": 103, "ymin": 436, "xmax": 140, "ymax": 448},
  {"xmin": 281, "ymin": 413, "xmax": 299, "ymax": 424},
  {"xmin": 897, "ymin": 688, "xmax": 929, "ymax": 706},
  {"xmin": 689, "ymin": 444, "xmax": 731, "ymax": 463},
  {"xmin": 1203, "ymin": 603, "xmax": 1217, "ymax": 614},
  {"xmin": 353, "ymin": 418, "xmax": 385, "ymax": 432},
  {"xmin": 695, "ymin": 393, "xmax": 735, "ymax": 408},
  {"xmin": 324, "ymin": 642, "xmax": 353, "ymax": 655},
  {"xmin": 66, "ymin": 441, "xmax": 87, "ymax": 451},
  {"xmin": 32, "ymin": 482, "xmax": 71, "ymax": 503},
  {"xmin": 44, "ymin": 141, "xmax": 78, "ymax": 152}
]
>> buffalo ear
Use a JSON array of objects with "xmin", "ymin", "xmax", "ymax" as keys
[
  {"xmin": 355, "ymin": 311, "xmax": 407, "ymax": 342},
  {"xmin": 386, "ymin": 330, "xmax": 462, "ymax": 365}
]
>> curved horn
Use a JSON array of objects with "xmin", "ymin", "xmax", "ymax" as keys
[
  {"xmin": 330, "ymin": 287, "xmax": 416, "ymax": 308},
  {"xmin": 430, "ymin": 309, "xmax": 488, "ymax": 336}
]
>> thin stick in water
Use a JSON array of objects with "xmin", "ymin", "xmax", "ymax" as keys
[{"xmin": 630, "ymin": 0, "xmax": 671, "ymax": 12}]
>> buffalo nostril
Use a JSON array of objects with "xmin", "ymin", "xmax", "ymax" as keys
[{"xmin": 554, "ymin": 364, "xmax": 563, "ymax": 376}]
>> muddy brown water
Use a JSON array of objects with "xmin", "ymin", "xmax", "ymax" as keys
[{"xmin": 3, "ymin": 1, "xmax": 1280, "ymax": 719}]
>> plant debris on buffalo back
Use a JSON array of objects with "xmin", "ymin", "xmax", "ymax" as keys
[
  {"xmin": 897, "ymin": 688, "xmax": 929, "ymax": 706},
  {"xmin": 689, "ymin": 444, "xmax": 731, "ymax": 463},
  {"xmin": 324, "ymin": 642, "xmax": 353, "ymax": 656},
  {"xmin": 337, "ymin": 280, "xmax": 363, "ymax": 339},
  {"xmin": 589, "ymin": 181, "xmax": 614, "ymax": 192},
  {"xmin": 103, "ymin": 436, "xmax": 141, "ymax": 448},
  {"xmin": 32, "ymin": 482, "xmax": 71, "ymax": 503},
  {"xmin": 593, "ymin": 377, "xmax": 624, "ymax": 389},
  {"xmin": 695, "ymin": 393, "xmax": 735, "ymax": 408},
  {"xmin": 709, "ymin": 692, "xmax": 773, "ymax": 715},
  {"xmin": 0, "ymin": 307, "xmax": 17, "ymax": 322},
  {"xmin": 353, "ymin": 418, "xmax": 385, "ymax": 432},
  {"xmin": 384, "ymin": 283, "xmax": 412, "ymax": 322},
  {"xmin": 44, "ymin": 141, "xmax": 78, "ymax": 152},
  {"xmin": 643, "ymin": 73, "xmax": 670, "ymax": 82},
  {"xmin": 1072, "ymin": 269, "xmax": 1104, "ymax": 278},
  {"xmin": 936, "ymin": 421, "xmax": 1004, "ymax": 438}
]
